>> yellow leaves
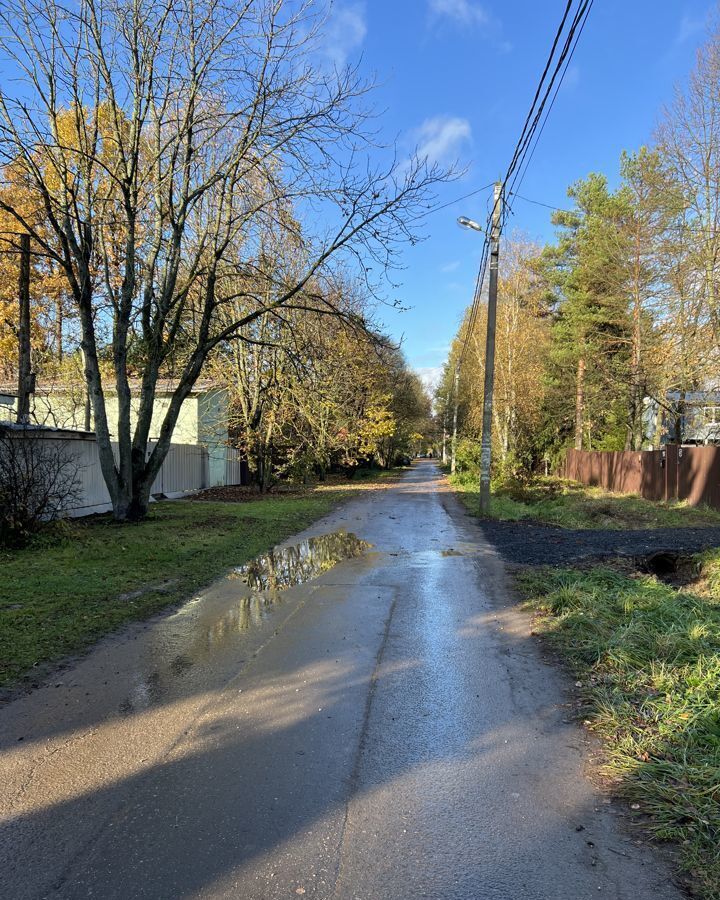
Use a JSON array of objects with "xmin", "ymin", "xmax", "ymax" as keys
[
  {"xmin": 45, "ymin": 102, "xmax": 127, "ymax": 198},
  {"xmin": 0, "ymin": 177, "xmax": 72, "ymax": 375},
  {"xmin": 357, "ymin": 396, "xmax": 396, "ymax": 456},
  {"xmin": 452, "ymin": 237, "xmax": 551, "ymax": 465}
]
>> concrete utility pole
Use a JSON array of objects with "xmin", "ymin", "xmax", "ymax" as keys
[
  {"xmin": 478, "ymin": 182, "xmax": 503, "ymax": 515},
  {"xmin": 450, "ymin": 364, "xmax": 459, "ymax": 474},
  {"xmin": 16, "ymin": 233, "xmax": 34, "ymax": 425}
]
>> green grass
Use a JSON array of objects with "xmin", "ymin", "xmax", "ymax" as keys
[
  {"xmin": 451, "ymin": 474, "xmax": 720, "ymax": 530},
  {"xmin": 0, "ymin": 491, "xmax": 352, "ymax": 689},
  {"xmin": 518, "ymin": 555, "xmax": 720, "ymax": 898}
]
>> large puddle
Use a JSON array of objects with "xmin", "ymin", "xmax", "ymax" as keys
[
  {"xmin": 118, "ymin": 532, "xmax": 371, "ymax": 714},
  {"xmin": 233, "ymin": 531, "xmax": 371, "ymax": 592}
]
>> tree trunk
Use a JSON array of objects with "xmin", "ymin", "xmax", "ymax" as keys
[
  {"xmin": 125, "ymin": 485, "xmax": 152, "ymax": 521},
  {"xmin": 55, "ymin": 298, "xmax": 63, "ymax": 361},
  {"xmin": 653, "ymin": 399, "xmax": 664, "ymax": 450},
  {"xmin": 627, "ymin": 244, "xmax": 643, "ymax": 451},
  {"xmin": 77, "ymin": 273, "xmax": 130, "ymax": 518},
  {"xmin": 674, "ymin": 393, "xmax": 686, "ymax": 446},
  {"xmin": 441, "ymin": 407, "xmax": 447, "ymax": 464},
  {"xmin": 574, "ymin": 356, "xmax": 586, "ymax": 451}
]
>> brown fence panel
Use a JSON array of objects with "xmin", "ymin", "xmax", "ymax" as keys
[
  {"xmin": 678, "ymin": 447, "xmax": 720, "ymax": 508},
  {"xmin": 621, "ymin": 451, "xmax": 643, "ymax": 494},
  {"xmin": 640, "ymin": 450, "xmax": 664, "ymax": 501},
  {"xmin": 561, "ymin": 445, "xmax": 720, "ymax": 511}
]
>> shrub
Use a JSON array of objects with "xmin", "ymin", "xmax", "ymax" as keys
[
  {"xmin": 0, "ymin": 427, "xmax": 81, "ymax": 547},
  {"xmin": 454, "ymin": 437, "xmax": 481, "ymax": 477}
]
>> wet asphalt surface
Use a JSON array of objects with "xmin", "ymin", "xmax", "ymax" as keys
[
  {"xmin": 478, "ymin": 519, "xmax": 720, "ymax": 566},
  {"xmin": 0, "ymin": 461, "xmax": 687, "ymax": 900}
]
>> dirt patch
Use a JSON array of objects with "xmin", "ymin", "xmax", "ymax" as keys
[
  {"xmin": 479, "ymin": 519, "xmax": 720, "ymax": 567},
  {"xmin": 192, "ymin": 484, "xmax": 306, "ymax": 503},
  {"xmin": 190, "ymin": 472, "xmax": 400, "ymax": 503}
]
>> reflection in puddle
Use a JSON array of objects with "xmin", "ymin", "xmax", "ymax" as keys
[
  {"xmin": 118, "ymin": 532, "xmax": 370, "ymax": 715},
  {"xmin": 233, "ymin": 532, "xmax": 371, "ymax": 592},
  {"xmin": 206, "ymin": 592, "xmax": 281, "ymax": 644}
]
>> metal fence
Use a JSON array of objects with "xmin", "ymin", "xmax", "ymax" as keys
[
  {"xmin": 562, "ymin": 446, "xmax": 720, "ymax": 510},
  {"xmin": 2, "ymin": 428, "xmax": 249, "ymax": 516},
  {"xmin": 150, "ymin": 443, "xmax": 209, "ymax": 497}
]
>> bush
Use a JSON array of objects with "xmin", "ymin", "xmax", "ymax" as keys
[
  {"xmin": 0, "ymin": 427, "xmax": 81, "ymax": 547},
  {"xmin": 454, "ymin": 437, "xmax": 481, "ymax": 478}
]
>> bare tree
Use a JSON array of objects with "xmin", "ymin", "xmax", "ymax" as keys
[
  {"xmin": 0, "ymin": 0, "xmax": 446, "ymax": 519},
  {"xmin": 658, "ymin": 22, "xmax": 720, "ymax": 346}
]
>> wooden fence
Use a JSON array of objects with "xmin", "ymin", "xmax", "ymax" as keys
[{"xmin": 562, "ymin": 446, "xmax": 720, "ymax": 510}]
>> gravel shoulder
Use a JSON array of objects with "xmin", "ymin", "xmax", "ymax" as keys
[{"xmin": 477, "ymin": 519, "xmax": 720, "ymax": 566}]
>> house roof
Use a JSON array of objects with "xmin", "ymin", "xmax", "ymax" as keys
[{"xmin": 0, "ymin": 420, "xmax": 95, "ymax": 438}]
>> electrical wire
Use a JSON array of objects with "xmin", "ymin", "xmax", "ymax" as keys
[
  {"xmin": 427, "ymin": 181, "xmax": 495, "ymax": 216},
  {"xmin": 508, "ymin": 192, "xmax": 574, "ymax": 214},
  {"xmin": 457, "ymin": 0, "xmax": 594, "ymax": 367},
  {"xmin": 503, "ymin": 0, "xmax": 575, "ymax": 188},
  {"xmin": 507, "ymin": 0, "xmax": 594, "ymax": 209},
  {"xmin": 505, "ymin": 0, "xmax": 593, "ymax": 210},
  {"xmin": 458, "ymin": 1, "xmax": 590, "ymax": 362},
  {"xmin": 510, "ymin": 189, "xmax": 720, "ymax": 236}
]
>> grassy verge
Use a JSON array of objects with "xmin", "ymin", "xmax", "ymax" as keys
[
  {"xmin": 518, "ymin": 554, "xmax": 720, "ymax": 897},
  {"xmin": 451, "ymin": 473, "xmax": 720, "ymax": 529},
  {"xmin": 0, "ymin": 473, "xmax": 392, "ymax": 689}
]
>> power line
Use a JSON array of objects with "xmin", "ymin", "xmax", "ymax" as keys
[
  {"xmin": 507, "ymin": 0, "xmax": 594, "ymax": 209},
  {"xmin": 457, "ymin": 0, "xmax": 594, "ymax": 366},
  {"xmin": 509, "ymin": 192, "xmax": 574, "ymax": 214},
  {"xmin": 427, "ymin": 181, "xmax": 495, "ymax": 216},
  {"xmin": 505, "ymin": 0, "xmax": 593, "ymax": 209},
  {"xmin": 462, "ymin": 237, "xmax": 490, "ymax": 357},
  {"xmin": 503, "ymin": 0, "xmax": 575, "ymax": 188},
  {"xmin": 511, "ymin": 190, "xmax": 720, "ymax": 237}
]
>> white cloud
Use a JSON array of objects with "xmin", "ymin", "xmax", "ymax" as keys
[
  {"xmin": 413, "ymin": 115, "xmax": 472, "ymax": 167},
  {"xmin": 677, "ymin": 12, "xmax": 705, "ymax": 44},
  {"xmin": 415, "ymin": 366, "xmax": 444, "ymax": 395},
  {"xmin": 323, "ymin": 2, "xmax": 367, "ymax": 68},
  {"xmin": 440, "ymin": 260, "xmax": 461, "ymax": 273},
  {"xmin": 428, "ymin": 0, "xmax": 489, "ymax": 27}
]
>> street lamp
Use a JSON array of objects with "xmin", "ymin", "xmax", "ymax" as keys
[{"xmin": 457, "ymin": 215, "xmax": 484, "ymax": 233}]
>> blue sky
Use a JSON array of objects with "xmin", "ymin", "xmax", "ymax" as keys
[{"xmin": 325, "ymin": 0, "xmax": 717, "ymax": 388}]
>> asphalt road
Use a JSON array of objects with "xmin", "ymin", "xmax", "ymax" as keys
[{"xmin": 0, "ymin": 461, "xmax": 686, "ymax": 900}]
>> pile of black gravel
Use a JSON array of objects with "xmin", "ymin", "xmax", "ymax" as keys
[{"xmin": 477, "ymin": 520, "xmax": 720, "ymax": 567}]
